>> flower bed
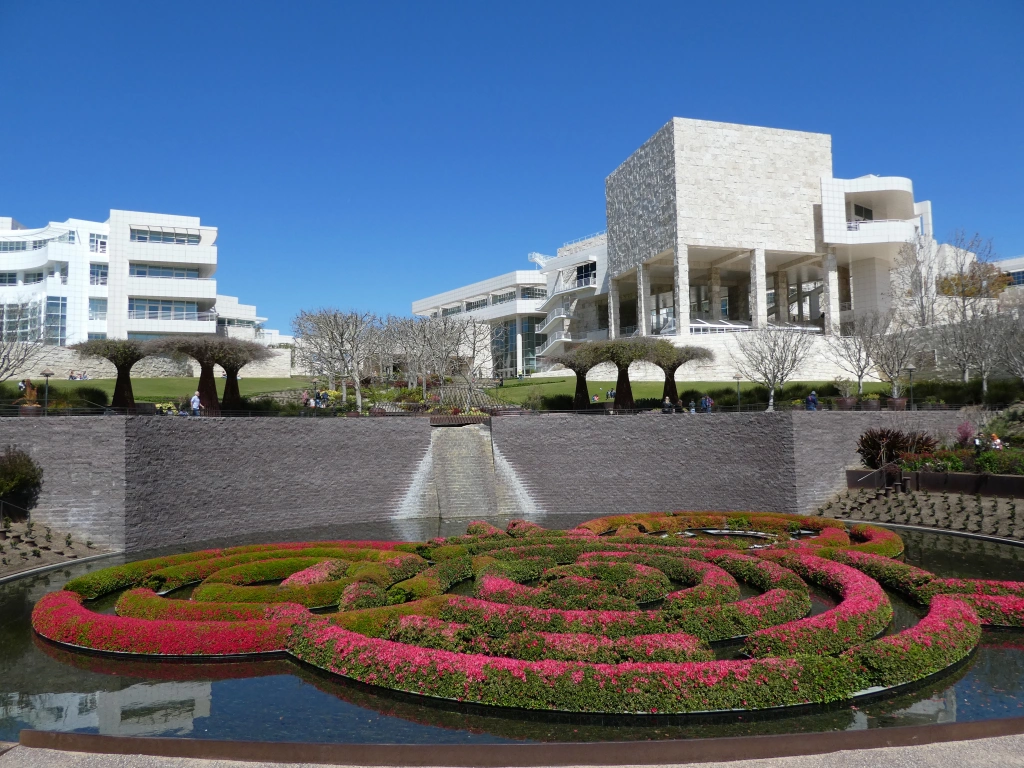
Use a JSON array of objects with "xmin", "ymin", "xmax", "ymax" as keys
[{"xmin": 31, "ymin": 516, "xmax": 1007, "ymax": 714}]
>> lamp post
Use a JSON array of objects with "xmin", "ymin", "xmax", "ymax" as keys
[
  {"xmin": 733, "ymin": 373, "xmax": 743, "ymax": 412},
  {"xmin": 904, "ymin": 363, "xmax": 916, "ymax": 411},
  {"xmin": 41, "ymin": 369, "xmax": 54, "ymax": 414}
]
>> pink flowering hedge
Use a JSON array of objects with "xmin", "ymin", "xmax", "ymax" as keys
[
  {"xmin": 387, "ymin": 556, "xmax": 474, "ymax": 602},
  {"xmin": 281, "ymin": 559, "xmax": 349, "ymax": 587},
  {"xmin": 33, "ymin": 591, "xmax": 294, "ymax": 655},
  {"xmin": 114, "ymin": 588, "xmax": 267, "ymax": 622},
  {"xmin": 286, "ymin": 613, "xmax": 863, "ymax": 713},
  {"xmin": 845, "ymin": 596, "xmax": 981, "ymax": 687},
  {"xmin": 744, "ymin": 554, "xmax": 892, "ymax": 658}
]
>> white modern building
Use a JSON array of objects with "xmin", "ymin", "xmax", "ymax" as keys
[
  {"xmin": 412, "ymin": 118, "xmax": 947, "ymax": 378},
  {"xmin": 0, "ymin": 210, "xmax": 291, "ymax": 348}
]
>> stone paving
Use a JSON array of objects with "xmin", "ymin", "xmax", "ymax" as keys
[{"xmin": 4, "ymin": 734, "xmax": 1024, "ymax": 768}]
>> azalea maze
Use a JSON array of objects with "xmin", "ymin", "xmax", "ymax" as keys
[{"xmin": 31, "ymin": 513, "xmax": 1024, "ymax": 714}]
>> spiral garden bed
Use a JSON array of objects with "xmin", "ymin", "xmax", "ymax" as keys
[{"xmin": 25, "ymin": 512, "xmax": 1023, "ymax": 718}]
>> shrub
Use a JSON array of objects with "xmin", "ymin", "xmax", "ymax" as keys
[
  {"xmin": 0, "ymin": 446, "xmax": 43, "ymax": 513},
  {"xmin": 976, "ymin": 449, "xmax": 1024, "ymax": 476},
  {"xmin": 856, "ymin": 428, "xmax": 937, "ymax": 469},
  {"xmin": 899, "ymin": 450, "xmax": 969, "ymax": 473},
  {"xmin": 540, "ymin": 394, "xmax": 574, "ymax": 411}
]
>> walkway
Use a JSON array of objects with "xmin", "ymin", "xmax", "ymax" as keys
[{"xmin": 4, "ymin": 733, "xmax": 1024, "ymax": 768}]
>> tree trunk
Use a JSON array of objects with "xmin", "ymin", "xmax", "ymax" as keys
[
  {"xmin": 198, "ymin": 362, "xmax": 220, "ymax": 416},
  {"xmin": 766, "ymin": 386, "xmax": 775, "ymax": 412},
  {"xmin": 613, "ymin": 365, "xmax": 635, "ymax": 410},
  {"xmin": 661, "ymin": 364, "xmax": 680, "ymax": 404},
  {"xmin": 342, "ymin": 379, "xmax": 348, "ymax": 403},
  {"xmin": 572, "ymin": 368, "xmax": 590, "ymax": 410},
  {"xmin": 962, "ymin": 368, "xmax": 970, "ymax": 384},
  {"xmin": 982, "ymin": 371, "xmax": 989, "ymax": 395},
  {"xmin": 221, "ymin": 365, "xmax": 243, "ymax": 411},
  {"xmin": 857, "ymin": 377, "xmax": 864, "ymax": 395},
  {"xmin": 353, "ymin": 365, "xmax": 363, "ymax": 411},
  {"xmin": 111, "ymin": 365, "xmax": 136, "ymax": 409}
]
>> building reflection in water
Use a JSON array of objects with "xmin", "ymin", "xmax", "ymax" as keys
[{"xmin": 1, "ymin": 681, "xmax": 211, "ymax": 736}]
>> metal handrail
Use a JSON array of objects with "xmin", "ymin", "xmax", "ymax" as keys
[
  {"xmin": 553, "ymin": 275, "xmax": 597, "ymax": 295},
  {"xmin": 126, "ymin": 310, "xmax": 217, "ymax": 321},
  {"xmin": 846, "ymin": 219, "xmax": 914, "ymax": 231}
]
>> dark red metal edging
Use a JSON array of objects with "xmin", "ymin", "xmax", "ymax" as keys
[{"xmin": 19, "ymin": 717, "xmax": 1024, "ymax": 766}]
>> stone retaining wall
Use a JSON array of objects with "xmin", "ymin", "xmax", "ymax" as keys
[{"xmin": 3, "ymin": 411, "xmax": 965, "ymax": 553}]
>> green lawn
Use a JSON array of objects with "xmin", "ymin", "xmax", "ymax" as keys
[
  {"xmin": 487, "ymin": 376, "xmax": 891, "ymax": 405},
  {"xmin": 42, "ymin": 377, "xmax": 313, "ymax": 403}
]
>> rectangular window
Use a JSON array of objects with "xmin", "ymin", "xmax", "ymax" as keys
[
  {"xmin": 1011, "ymin": 271, "xmax": 1024, "ymax": 287},
  {"xmin": 127, "ymin": 298, "xmax": 199, "ymax": 320},
  {"xmin": 441, "ymin": 305, "xmax": 463, "ymax": 316},
  {"xmin": 32, "ymin": 239, "xmax": 48, "ymax": 250},
  {"xmin": 89, "ymin": 298, "xmax": 108, "ymax": 320},
  {"xmin": 0, "ymin": 273, "xmax": 16, "ymax": 286},
  {"xmin": 44, "ymin": 296, "xmax": 67, "ymax": 346},
  {"xmin": 87, "ymin": 332, "xmax": 107, "ymax": 340},
  {"xmin": 0, "ymin": 241, "xmax": 27, "ymax": 252},
  {"xmin": 575, "ymin": 262, "xmax": 597, "ymax": 285},
  {"xmin": 129, "ymin": 263, "xmax": 200, "ymax": 279},
  {"xmin": 90, "ymin": 263, "xmax": 108, "ymax": 285},
  {"xmin": 520, "ymin": 286, "xmax": 547, "ymax": 300},
  {"xmin": 67, "ymin": 231, "xmax": 76, "ymax": 245},
  {"xmin": 490, "ymin": 319, "xmax": 517, "ymax": 378},
  {"xmin": 130, "ymin": 228, "xmax": 201, "ymax": 245},
  {"xmin": 853, "ymin": 204, "xmax": 874, "ymax": 221},
  {"xmin": 0, "ymin": 301, "xmax": 42, "ymax": 343},
  {"xmin": 465, "ymin": 298, "xmax": 488, "ymax": 311},
  {"xmin": 491, "ymin": 291, "xmax": 515, "ymax": 305},
  {"xmin": 89, "ymin": 233, "xmax": 107, "ymax": 253},
  {"xmin": 50, "ymin": 262, "xmax": 69, "ymax": 284},
  {"xmin": 24, "ymin": 272, "xmax": 44, "ymax": 285}
]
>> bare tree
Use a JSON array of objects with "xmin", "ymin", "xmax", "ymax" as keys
[
  {"xmin": 72, "ymin": 338, "xmax": 153, "ymax": 409},
  {"xmin": 823, "ymin": 313, "xmax": 886, "ymax": 395},
  {"xmin": 966, "ymin": 310, "xmax": 1004, "ymax": 396},
  {"xmin": 871, "ymin": 313, "xmax": 918, "ymax": 398},
  {"xmin": 645, "ymin": 339, "xmax": 714, "ymax": 404},
  {"xmin": 890, "ymin": 234, "xmax": 941, "ymax": 326},
  {"xmin": 0, "ymin": 300, "xmax": 44, "ymax": 384},
  {"xmin": 997, "ymin": 311, "xmax": 1024, "ymax": 385},
  {"xmin": 337, "ymin": 311, "xmax": 377, "ymax": 412},
  {"xmin": 292, "ymin": 309, "xmax": 347, "ymax": 391},
  {"xmin": 732, "ymin": 327, "xmax": 815, "ymax": 411}
]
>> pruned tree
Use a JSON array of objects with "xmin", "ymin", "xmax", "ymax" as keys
[
  {"xmin": 292, "ymin": 309, "xmax": 347, "ymax": 391},
  {"xmin": 645, "ymin": 339, "xmax": 714, "ymax": 404},
  {"xmin": 336, "ymin": 311, "xmax": 378, "ymax": 412},
  {"xmin": 596, "ymin": 338, "xmax": 652, "ymax": 410},
  {"xmin": 72, "ymin": 338, "xmax": 153, "ymax": 409},
  {"xmin": 732, "ymin": 327, "xmax": 815, "ymax": 411},
  {"xmin": 871, "ymin": 312, "xmax": 918, "ymax": 398},
  {"xmin": 0, "ymin": 300, "xmax": 44, "ymax": 384},
  {"xmin": 214, "ymin": 339, "xmax": 273, "ymax": 411},
  {"xmin": 965, "ymin": 309, "xmax": 1004, "ymax": 396},
  {"xmin": 548, "ymin": 343, "xmax": 604, "ymax": 410},
  {"xmin": 153, "ymin": 336, "xmax": 223, "ymax": 416},
  {"xmin": 823, "ymin": 312, "xmax": 887, "ymax": 395}
]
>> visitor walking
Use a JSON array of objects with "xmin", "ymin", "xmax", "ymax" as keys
[
  {"xmin": 190, "ymin": 391, "xmax": 201, "ymax": 417},
  {"xmin": 806, "ymin": 391, "xmax": 818, "ymax": 411}
]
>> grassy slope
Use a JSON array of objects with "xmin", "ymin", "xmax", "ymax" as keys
[{"xmin": 39, "ymin": 377, "xmax": 312, "ymax": 403}]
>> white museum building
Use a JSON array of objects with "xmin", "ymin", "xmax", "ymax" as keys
[
  {"xmin": 413, "ymin": 118, "xmax": 954, "ymax": 380},
  {"xmin": 0, "ymin": 210, "xmax": 291, "ymax": 349}
]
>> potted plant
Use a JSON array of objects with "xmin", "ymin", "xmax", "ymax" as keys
[
  {"xmin": 888, "ymin": 395, "xmax": 908, "ymax": 411},
  {"xmin": 860, "ymin": 392, "xmax": 881, "ymax": 411},
  {"xmin": 835, "ymin": 379, "xmax": 857, "ymax": 411}
]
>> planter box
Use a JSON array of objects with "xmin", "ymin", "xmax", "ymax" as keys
[
  {"xmin": 888, "ymin": 398, "xmax": 907, "ymax": 411},
  {"xmin": 860, "ymin": 400, "xmax": 881, "ymax": 411},
  {"xmin": 836, "ymin": 397, "xmax": 857, "ymax": 411},
  {"xmin": 847, "ymin": 468, "xmax": 1024, "ymax": 497},
  {"xmin": 19, "ymin": 405, "xmax": 42, "ymax": 417}
]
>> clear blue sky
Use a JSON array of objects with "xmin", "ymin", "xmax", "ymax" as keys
[{"xmin": 1, "ymin": 1, "xmax": 1021, "ymax": 332}]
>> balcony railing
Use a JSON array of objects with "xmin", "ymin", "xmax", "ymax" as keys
[
  {"xmin": 88, "ymin": 311, "xmax": 107, "ymax": 321},
  {"xmin": 846, "ymin": 219, "xmax": 910, "ymax": 231},
  {"xmin": 840, "ymin": 301, "xmax": 854, "ymax": 312},
  {"xmin": 127, "ymin": 310, "xmax": 217, "ymax": 321},
  {"xmin": 553, "ymin": 275, "xmax": 597, "ymax": 295},
  {"xmin": 540, "ymin": 307, "xmax": 571, "ymax": 333},
  {"xmin": 537, "ymin": 330, "xmax": 571, "ymax": 356},
  {"xmin": 129, "ymin": 274, "xmax": 213, "ymax": 281}
]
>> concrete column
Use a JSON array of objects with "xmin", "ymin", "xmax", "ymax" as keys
[
  {"xmin": 797, "ymin": 281, "xmax": 805, "ymax": 321},
  {"xmin": 775, "ymin": 271, "xmax": 789, "ymax": 322},
  {"xmin": 674, "ymin": 243, "xmax": 690, "ymax": 334},
  {"xmin": 709, "ymin": 266, "xmax": 721, "ymax": 321},
  {"xmin": 608, "ymin": 278, "xmax": 620, "ymax": 340},
  {"xmin": 822, "ymin": 248, "xmax": 841, "ymax": 335},
  {"xmin": 637, "ymin": 264, "xmax": 650, "ymax": 336},
  {"xmin": 749, "ymin": 247, "xmax": 767, "ymax": 328},
  {"xmin": 515, "ymin": 316, "xmax": 524, "ymax": 375}
]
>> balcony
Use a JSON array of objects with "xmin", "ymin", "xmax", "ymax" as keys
[
  {"xmin": 835, "ymin": 217, "xmax": 919, "ymax": 246},
  {"xmin": 537, "ymin": 330, "xmax": 572, "ymax": 357},
  {"xmin": 127, "ymin": 310, "xmax": 217, "ymax": 321},
  {"xmin": 553, "ymin": 275, "xmax": 597, "ymax": 296},
  {"xmin": 126, "ymin": 275, "xmax": 217, "ymax": 300},
  {"xmin": 539, "ymin": 307, "xmax": 572, "ymax": 334}
]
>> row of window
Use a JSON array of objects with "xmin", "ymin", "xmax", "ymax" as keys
[
  {"xmin": 127, "ymin": 298, "xmax": 201, "ymax": 320},
  {"xmin": 130, "ymin": 228, "xmax": 201, "ymax": 245},
  {"xmin": 129, "ymin": 263, "xmax": 201, "ymax": 279},
  {"xmin": 0, "ymin": 231, "xmax": 75, "ymax": 252}
]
